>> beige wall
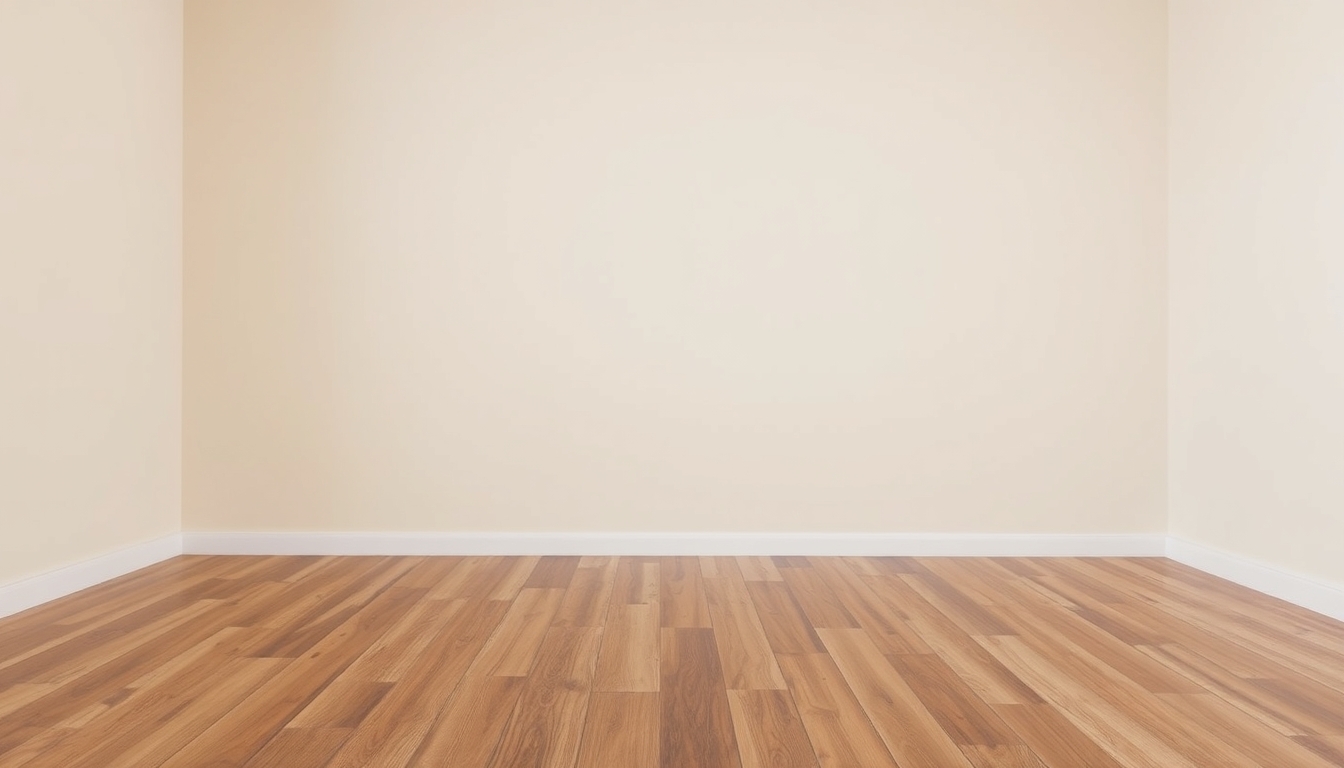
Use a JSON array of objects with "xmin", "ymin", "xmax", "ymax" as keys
[
  {"xmin": 185, "ymin": 0, "xmax": 1168, "ymax": 534},
  {"xmin": 0, "ymin": 2, "xmax": 183, "ymax": 585},
  {"xmin": 1169, "ymin": 1, "xmax": 1344, "ymax": 587}
]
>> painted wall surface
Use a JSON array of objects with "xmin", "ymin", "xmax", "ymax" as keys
[
  {"xmin": 185, "ymin": 0, "xmax": 1168, "ymax": 534},
  {"xmin": 0, "ymin": 2, "xmax": 183, "ymax": 585},
  {"xmin": 1169, "ymin": 1, "xmax": 1344, "ymax": 587}
]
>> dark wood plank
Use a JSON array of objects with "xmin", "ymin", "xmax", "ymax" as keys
[{"xmin": 660, "ymin": 628, "xmax": 741, "ymax": 768}]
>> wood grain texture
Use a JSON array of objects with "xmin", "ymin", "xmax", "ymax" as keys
[
  {"xmin": 660, "ymin": 627, "xmax": 741, "ymax": 768},
  {"xmin": 0, "ymin": 555, "xmax": 1340, "ymax": 767},
  {"xmin": 486, "ymin": 626, "xmax": 602, "ymax": 768},
  {"xmin": 593, "ymin": 602, "xmax": 659, "ymax": 692},
  {"xmin": 703, "ymin": 559, "xmax": 787, "ymax": 691},
  {"xmin": 818, "ymin": 628, "xmax": 975, "ymax": 767},
  {"xmin": 727, "ymin": 689, "xmax": 819, "ymax": 768},
  {"xmin": 473, "ymin": 587, "xmax": 565, "ymax": 677},
  {"xmin": 660, "ymin": 557, "xmax": 712, "ymax": 629},
  {"xmin": 575, "ymin": 692, "xmax": 658, "ymax": 768},
  {"xmin": 776, "ymin": 652, "xmax": 900, "ymax": 768}
]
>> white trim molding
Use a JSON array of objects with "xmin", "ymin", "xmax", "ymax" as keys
[
  {"xmin": 1166, "ymin": 537, "xmax": 1344, "ymax": 623},
  {"xmin": 181, "ymin": 531, "xmax": 1167, "ymax": 558},
  {"xmin": 0, "ymin": 534, "xmax": 183, "ymax": 620}
]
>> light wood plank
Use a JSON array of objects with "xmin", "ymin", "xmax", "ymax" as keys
[
  {"xmin": 473, "ymin": 588, "xmax": 566, "ymax": 677},
  {"xmin": 728, "ymin": 689, "xmax": 820, "ymax": 768},
  {"xmin": 576, "ymin": 692, "xmax": 659, "ymax": 768},
  {"xmin": 775, "ymin": 653, "xmax": 899, "ymax": 768},
  {"xmin": 818, "ymin": 628, "xmax": 975, "ymax": 768},
  {"xmin": 594, "ymin": 602, "xmax": 659, "ymax": 692},
  {"xmin": 703, "ymin": 560, "xmax": 787, "ymax": 691}
]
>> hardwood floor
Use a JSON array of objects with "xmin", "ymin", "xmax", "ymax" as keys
[{"xmin": 1, "ymin": 555, "xmax": 1342, "ymax": 766}]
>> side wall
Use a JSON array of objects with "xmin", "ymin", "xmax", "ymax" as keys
[
  {"xmin": 185, "ymin": 0, "xmax": 1168, "ymax": 535},
  {"xmin": 1169, "ymin": 1, "xmax": 1344, "ymax": 589},
  {"xmin": 0, "ymin": 2, "xmax": 184, "ymax": 587}
]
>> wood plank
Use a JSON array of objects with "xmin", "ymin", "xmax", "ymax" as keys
[
  {"xmin": 1075, "ymin": 560, "xmax": 1344, "ymax": 691},
  {"xmin": 612, "ymin": 558, "xmax": 659, "ymax": 606},
  {"xmin": 576, "ymin": 692, "xmax": 659, "ymax": 768},
  {"xmin": 158, "ymin": 586, "xmax": 423, "ymax": 767},
  {"xmin": 486, "ymin": 627, "xmax": 602, "ymax": 768},
  {"xmin": 818, "ymin": 628, "xmax": 975, "ymax": 767},
  {"xmin": 243, "ymin": 728, "xmax": 351, "ymax": 768},
  {"xmin": 886, "ymin": 653, "xmax": 1024, "ymax": 747},
  {"xmin": 524, "ymin": 557, "xmax": 580, "ymax": 590},
  {"xmin": 812, "ymin": 558, "xmax": 931, "ymax": 655},
  {"xmin": 472, "ymin": 588, "xmax": 566, "ymax": 677},
  {"xmin": 736, "ymin": 557, "xmax": 784, "ymax": 582},
  {"xmin": 745, "ymin": 581, "xmax": 825, "ymax": 655},
  {"xmin": 287, "ymin": 680, "xmax": 393, "ymax": 729},
  {"xmin": 779, "ymin": 567, "xmax": 859, "ymax": 629},
  {"xmin": 388, "ymin": 556, "xmax": 460, "ymax": 590},
  {"xmin": 1155, "ymin": 692, "xmax": 1342, "ymax": 768},
  {"xmin": 594, "ymin": 602, "xmax": 659, "ymax": 692},
  {"xmin": 727, "ymin": 689, "xmax": 820, "ymax": 768},
  {"xmin": 775, "ymin": 653, "xmax": 899, "ymax": 768},
  {"xmin": 977, "ymin": 635, "xmax": 1206, "ymax": 768},
  {"xmin": 999, "ymin": 626, "xmax": 1271, "ymax": 767},
  {"xmin": 425, "ymin": 556, "xmax": 517, "ymax": 601},
  {"xmin": 983, "ymin": 576, "xmax": 1207, "ymax": 696},
  {"xmin": 552, "ymin": 561, "xmax": 616, "ymax": 628},
  {"xmin": 960, "ymin": 745, "xmax": 1049, "ymax": 768},
  {"xmin": 660, "ymin": 557, "xmax": 711, "ymax": 628},
  {"xmin": 490, "ymin": 556, "xmax": 542, "ymax": 601},
  {"xmin": 992, "ymin": 703, "xmax": 1127, "ymax": 768},
  {"xmin": 1295, "ymin": 735, "xmax": 1344, "ymax": 766},
  {"xmin": 406, "ymin": 676, "xmax": 525, "ymax": 767},
  {"xmin": 97, "ymin": 658, "xmax": 286, "ymax": 768},
  {"xmin": 0, "ymin": 581, "xmax": 290, "ymax": 754},
  {"xmin": 865, "ymin": 556, "xmax": 927, "ymax": 575},
  {"xmin": 901, "ymin": 617, "xmax": 1044, "ymax": 706},
  {"xmin": 901, "ymin": 573, "xmax": 1016, "ymax": 637},
  {"xmin": 703, "ymin": 560, "xmax": 787, "ymax": 690},
  {"xmin": 1137, "ymin": 643, "xmax": 1308, "ymax": 736},
  {"xmin": 323, "ymin": 598, "xmax": 511, "ymax": 768},
  {"xmin": 338, "ymin": 599, "xmax": 465, "ymax": 683},
  {"xmin": 660, "ymin": 628, "xmax": 741, "ymax": 768}
]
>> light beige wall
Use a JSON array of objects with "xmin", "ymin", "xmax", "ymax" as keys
[
  {"xmin": 185, "ymin": 0, "xmax": 1168, "ymax": 534},
  {"xmin": 1169, "ymin": 1, "xmax": 1344, "ymax": 586},
  {"xmin": 0, "ymin": 2, "xmax": 183, "ymax": 585}
]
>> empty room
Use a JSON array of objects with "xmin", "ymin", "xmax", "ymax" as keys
[{"xmin": 2, "ymin": 0, "xmax": 1343, "ymax": 765}]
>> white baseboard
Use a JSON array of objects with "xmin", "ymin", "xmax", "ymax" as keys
[
  {"xmin": 1166, "ymin": 538, "xmax": 1344, "ymax": 623},
  {"xmin": 181, "ymin": 531, "xmax": 1167, "ymax": 558},
  {"xmin": 0, "ymin": 534, "xmax": 183, "ymax": 620}
]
